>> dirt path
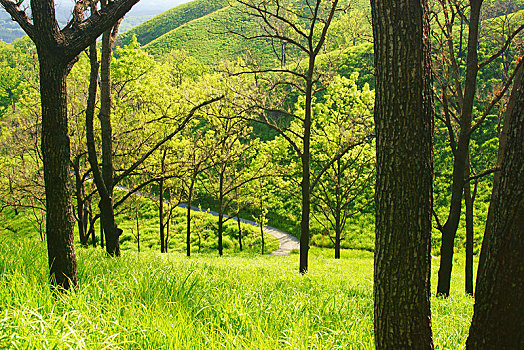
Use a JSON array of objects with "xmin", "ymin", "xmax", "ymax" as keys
[
  {"xmin": 178, "ymin": 204, "xmax": 300, "ymax": 256},
  {"xmin": 114, "ymin": 185, "xmax": 300, "ymax": 256}
]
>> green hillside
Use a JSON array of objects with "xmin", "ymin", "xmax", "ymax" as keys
[
  {"xmin": 116, "ymin": 0, "xmax": 228, "ymax": 48},
  {"xmin": 142, "ymin": 0, "xmax": 371, "ymax": 66},
  {"xmin": 143, "ymin": 5, "xmax": 278, "ymax": 65}
]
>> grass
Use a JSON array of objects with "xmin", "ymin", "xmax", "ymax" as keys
[{"xmin": 0, "ymin": 233, "xmax": 475, "ymax": 349}]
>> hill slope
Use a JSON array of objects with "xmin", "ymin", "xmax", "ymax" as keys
[
  {"xmin": 141, "ymin": 0, "xmax": 371, "ymax": 66},
  {"xmin": 143, "ymin": 5, "xmax": 278, "ymax": 65},
  {"xmin": 116, "ymin": 0, "xmax": 228, "ymax": 48}
]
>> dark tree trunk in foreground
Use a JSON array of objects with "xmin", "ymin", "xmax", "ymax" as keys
[
  {"xmin": 0, "ymin": 0, "xmax": 140, "ymax": 288},
  {"xmin": 371, "ymin": 0, "xmax": 434, "ymax": 349},
  {"xmin": 40, "ymin": 58, "xmax": 78, "ymax": 290},
  {"xmin": 437, "ymin": 0, "xmax": 482, "ymax": 297},
  {"xmin": 466, "ymin": 62, "xmax": 524, "ymax": 350}
]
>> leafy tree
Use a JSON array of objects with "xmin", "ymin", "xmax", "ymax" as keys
[
  {"xmin": 0, "ymin": 0, "xmax": 141, "ymax": 289},
  {"xmin": 226, "ymin": 0, "xmax": 346, "ymax": 273},
  {"xmin": 431, "ymin": 0, "xmax": 523, "ymax": 297},
  {"xmin": 306, "ymin": 74, "xmax": 374, "ymax": 259}
]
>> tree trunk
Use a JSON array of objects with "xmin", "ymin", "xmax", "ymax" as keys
[
  {"xmin": 466, "ymin": 62, "xmax": 524, "ymax": 350},
  {"xmin": 159, "ymin": 176, "xmax": 165, "ymax": 253},
  {"xmin": 136, "ymin": 209, "xmax": 140, "ymax": 253},
  {"xmin": 299, "ymin": 71, "xmax": 313, "ymax": 274},
  {"xmin": 260, "ymin": 221, "xmax": 265, "ymax": 254},
  {"xmin": 218, "ymin": 170, "xmax": 225, "ymax": 256},
  {"xmin": 371, "ymin": 1, "xmax": 434, "ymax": 348},
  {"xmin": 73, "ymin": 158, "xmax": 88, "ymax": 247},
  {"xmin": 100, "ymin": 217, "xmax": 105, "ymax": 248},
  {"xmin": 218, "ymin": 210, "xmax": 224, "ymax": 256},
  {"xmin": 464, "ymin": 154, "xmax": 474, "ymax": 296},
  {"xmin": 237, "ymin": 215, "xmax": 243, "ymax": 251},
  {"xmin": 186, "ymin": 177, "xmax": 194, "ymax": 257},
  {"xmin": 334, "ymin": 229, "xmax": 341, "ymax": 259},
  {"xmin": 39, "ymin": 58, "xmax": 78, "ymax": 290},
  {"xmin": 99, "ymin": 24, "xmax": 121, "ymax": 257},
  {"xmin": 437, "ymin": 0, "xmax": 482, "ymax": 297},
  {"xmin": 88, "ymin": 202, "xmax": 96, "ymax": 248},
  {"xmin": 165, "ymin": 210, "xmax": 170, "ymax": 253}
]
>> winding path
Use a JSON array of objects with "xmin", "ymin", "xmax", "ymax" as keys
[
  {"xmin": 177, "ymin": 204, "xmax": 300, "ymax": 256},
  {"xmin": 114, "ymin": 184, "xmax": 300, "ymax": 255}
]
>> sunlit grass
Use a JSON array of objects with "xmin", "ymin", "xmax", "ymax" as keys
[{"xmin": 0, "ymin": 236, "xmax": 475, "ymax": 349}]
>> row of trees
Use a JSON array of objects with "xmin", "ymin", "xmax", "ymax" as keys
[
  {"xmin": 372, "ymin": 0, "xmax": 523, "ymax": 348},
  {"xmin": 0, "ymin": 0, "xmax": 522, "ymax": 347},
  {"xmin": 0, "ymin": 15, "xmax": 375, "ymax": 262}
]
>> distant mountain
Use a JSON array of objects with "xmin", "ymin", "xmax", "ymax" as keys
[{"xmin": 0, "ymin": 0, "xmax": 191, "ymax": 43}]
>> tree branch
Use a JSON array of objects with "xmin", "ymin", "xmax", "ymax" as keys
[
  {"xmin": 478, "ymin": 25, "xmax": 524, "ymax": 70},
  {"xmin": 113, "ymin": 95, "xmax": 224, "ymax": 186},
  {"xmin": 0, "ymin": 0, "xmax": 35, "ymax": 40}
]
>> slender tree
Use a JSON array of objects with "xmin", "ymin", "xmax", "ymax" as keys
[
  {"xmin": 466, "ymin": 60, "xmax": 524, "ymax": 349},
  {"xmin": 227, "ymin": 0, "xmax": 346, "ymax": 273},
  {"xmin": 431, "ymin": 0, "xmax": 523, "ymax": 297},
  {"xmin": 0, "ymin": 0, "xmax": 140, "ymax": 289},
  {"xmin": 371, "ymin": 0, "xmax": 434, "ymax": 348}
]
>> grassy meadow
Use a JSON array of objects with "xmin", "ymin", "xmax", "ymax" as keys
[{"xmin": 0, "ymin": 233, "xmax": 475, "ymax": 349}]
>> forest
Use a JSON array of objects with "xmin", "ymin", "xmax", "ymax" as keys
[{"xmin": 0, "ymin": 0, "xmax": 522, "ymax": 348}]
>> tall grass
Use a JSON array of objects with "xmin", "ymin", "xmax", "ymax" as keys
[{"xmin": 0, "ymin": 238, "xmax": 473, "ymax": 349}]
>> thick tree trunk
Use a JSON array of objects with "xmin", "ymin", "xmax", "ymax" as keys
[
  {"xmin": 466, "ymin": 62, "xmax": 524, "ymax": 350},
  {"xmin": 371, "ymin": 1, "xmax": 434, "ymax": 348},
  {"xmin": 39, "ymin": 58, "xmax": 78, "ymax": 290},
  {"xmin": 437, "ymin": 0, "xmax": 482, "ymax": 297}
]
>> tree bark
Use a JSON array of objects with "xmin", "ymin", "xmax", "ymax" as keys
[
  {"xmin": 237, "ymin": 215, "xmax": 243, "ymax": 251},
  {"xmin": 260, "ymin": 221, "xmax": 265, "ymax": 254},
  {"xmin": 299, "ymin": 67, "xmax": 313, "ymax": 274},
  {"xmin": 218, "ymin": 168, "xmax": 225, "ymax": 256},
  {"xmin": 39, "ymin": 57, "xmax": 78, "ymax": 290},
  {"xmin": 464, "ymin": 154, "xmax": 475, "ymax": 296},
  {"xmin": 466, "ymin": 62, "xmax": 524, "ymax": 350},
  {"xmin": 371, "ymin": 1, "xmax": 434, "ymax": 348},
  {"xmin": 73, "ymin": 157, "xmax": 88, "ymax": 247},
  {"xmin": 98, "ymin": 15, "xmax": 122, "ymax": 257},
  {"xmin": 437, "ymin": 0, "xmax": 482, "ymax": 297},
  {"xmin": 0, "ymin": 0, "xmax": 141, "ymax": 291},
  {"xmin": 186, "ymin": 177, "xmax": 195, "ymax": 257}
]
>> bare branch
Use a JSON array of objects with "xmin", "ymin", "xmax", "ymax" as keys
[
  {"xmin": 0, "ymin": 0, "xmax": 35, "ymax": 40},
  {"xmin": 478, "ymin": 25, "xmax": 524, "ymax": 70}
]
